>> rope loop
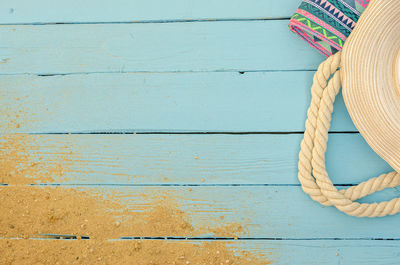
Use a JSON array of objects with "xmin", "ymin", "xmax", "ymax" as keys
[{"xmin": 298, "ymin": 51, "xmax": 400, "ymax": 217}]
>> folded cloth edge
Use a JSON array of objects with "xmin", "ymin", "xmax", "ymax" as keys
[{"xmin": 289, "ymin": 0, "xmax": 370, "ymax": 57}]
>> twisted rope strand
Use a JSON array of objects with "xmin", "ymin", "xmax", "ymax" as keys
[{"xmin": 298, "ymin": 52, "xmax": 400, "ymax": 217}]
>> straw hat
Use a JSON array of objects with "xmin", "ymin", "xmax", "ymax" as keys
[
  {"xmin": 342, "ymin": 0, "xmax": 400, "ymax": 172},
  {"xmin": 296, "ymin": 0, "xmax": 400, "ymax": 218}
]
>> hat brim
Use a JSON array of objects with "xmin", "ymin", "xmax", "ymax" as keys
[{"xmin": 342, "ymin": 0, "xmax": 400, "ymax": 171}]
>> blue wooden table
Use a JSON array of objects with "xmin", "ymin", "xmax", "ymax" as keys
[{"xmin": 1, "ymin": 0, "xmax": 400, "ymax": 264}]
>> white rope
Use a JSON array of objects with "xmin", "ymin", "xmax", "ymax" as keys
[{"xmin": 298, "ymin": 51, "xmax": 400, "ymax": 217}]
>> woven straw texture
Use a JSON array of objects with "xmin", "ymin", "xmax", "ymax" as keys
[
  {"xmin": 342, "ymin": 0, "xmax": 400, "ymax": 172},
  {"xmin": 298, "ymin": 0, "xmax": 400, "ymax": 217}
]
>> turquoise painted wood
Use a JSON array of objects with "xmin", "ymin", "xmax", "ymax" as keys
[
  {"xmin": 1, "ymin": 72, "xmax": 356, "ymax": 133},
  {"xmin": 6, "ymin": 134, "xmax": 391, "ymax": 185},
  {"xmin": 1, "ymin": 1, "xmax": 399, "ymax": 264},
  {"xmin": 234, "ymin": 240, "xmax": 400, "ymax": 265},
  {"xmin": 16, "ymin": 239, "xmax": 399, "ymax": 265},
  {"xmin": 21, "ymin": 186, "xmax": 400, "ymax": 238},
  {"xmin": 0, "ymin": 21, "xmax": 324, "ymax": 75},
  {"xmin": 0, "ymin": 0, "xmax": 300, "ymax": 23}
]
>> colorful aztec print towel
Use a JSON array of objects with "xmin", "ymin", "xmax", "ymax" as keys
[{"xmin": 289, "ymin": 0, "xmax": 370, "ymax": 57}]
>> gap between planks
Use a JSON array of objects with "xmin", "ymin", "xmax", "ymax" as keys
[
  {"xmin": 5, "ymin": 236, "xmax": 400, "ymax": 241},
  {"xmin": 27, "ymin": 131, "xmax": 360, "ymax": 135},
  {"xmin": 0, "ymin": 184, "xmax": 358, "ymax": 187},
  {"xmin": 0, "ymin": 17, "xmax": 291, "ymax": 26},
  {"xmin": 0, "ymin": 69, "xmax": 318, "ymax": 77}
]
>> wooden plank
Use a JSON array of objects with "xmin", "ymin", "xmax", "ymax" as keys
[
  {"xmin": 2, "ymin": 185, "xmax": 399, "ymax": 238},
  {"xmin": 197, "ymin": 240, "xmax": 400, "ymax": 265},
  {"xmin": 1, "ymin": 134, "xmax": 391, "ymax": 185},
  {"xmin": 257, "ymin": 240, "xmax": 400, "ymax": 265},
  {"xmin": 0, "ymin": 0, "xmax": 301, "ymax": 24},
  {"xmin": 2, "ymin": 239, "xmax": 400, "ymax": 265},
  {"xmin": 1, "ymin": 72, "xmax": 355, "ymax": 133},
  {"xmin": 0, "ymin": 21, "xmax": 324, "ymax": 75}
]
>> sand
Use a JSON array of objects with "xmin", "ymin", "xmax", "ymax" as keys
[{"xmin": 0, "ymin": 134, "xmax": 272, "ymax": 264}]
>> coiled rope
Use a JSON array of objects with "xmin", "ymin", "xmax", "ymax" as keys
[{"xmin": 298, "ymin": 51, "xmax": 400, "ymax": 217}]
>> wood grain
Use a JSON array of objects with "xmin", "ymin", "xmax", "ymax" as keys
[
  {"xmin": 251, "ymin": 240, "xmax": 400, "ymax": 265},
  {"xmin": 3, "ymin": 134, "xmax": 390, "ymax": 185},
  {"xmin": 0, "ymin": 0, "xmax": 299, "ymax": 24},
  {"xmin": 0, "ymin": 21, "xmax": 323, "ymax": 75},
  {"xmin": 2, "ymin": 185, "xmax": 399, "ymax": 238},
  {"xmin": 0, "ymin": 72, "xmax": 355, "ymax": 133},
  {"xmin": 1, "ymin": 1, "xmax": 396, "ymax": 261},
  {"xmin": 1, "ymin": 239, "xmax": 399, "ymax": 265}
]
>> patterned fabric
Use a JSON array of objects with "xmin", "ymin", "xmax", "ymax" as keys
[{"xmin": 289, "ymin": 0, "xmax": 370, "ymax": 57}]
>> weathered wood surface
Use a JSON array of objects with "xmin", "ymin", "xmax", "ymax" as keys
[
  {"xmin": 1, "ymin": 134, "xmax": 390, "ymax": 185},
  {"xmin": 0, "ymin": 21, "xmax": 323, "ymax": 75},
  {"xmin": 1, "ymin": 1, "xmax": 399, "ymax": 264},
  {"xmin": 0, "ymin": 0, "xmax": 301, "ymax": 24},
  {"xmin": 21, "ymin": 186, "xmax": 400, "ymax": 239},
  {"xmin": 1, "ymin": 72, "xmax": 355, "ymax": 133},
  {"xmin": 0, "ymin": 239, "xmax": 399, "ymax": 265},
  {"xmin": 228, "ymin": 240, "xmax": 400, "ymax": 265}
]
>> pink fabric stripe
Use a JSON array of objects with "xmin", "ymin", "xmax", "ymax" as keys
[
  {"xmin": 315, "ymin": 0, "xmax": 356, "ymax": 28},
  {"xmin": 290, "ymin": 19, "xmax": 342, "ymax": 50},
  {"xmin": 290, "ymin": 24, "xmax": 332, "ymax": 57},
  {"xmin": 355, "ymin": 0, "xmax": 370, "ymax": 8},
  {"xmin": 296, "ymin": 8, "xmax": 347, "ymax": 41}
]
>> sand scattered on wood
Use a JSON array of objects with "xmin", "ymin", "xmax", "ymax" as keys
[
  {"xmin": 2, "ymin": 239, "xmax": 268, "ymax": 265},
  {"xmin": 0, "ymin": 134, "xmax": 66, "ymax": 185},
  {"xmin": 0, "ymin": 132, "xmax": 272, "ymax": 264}
]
